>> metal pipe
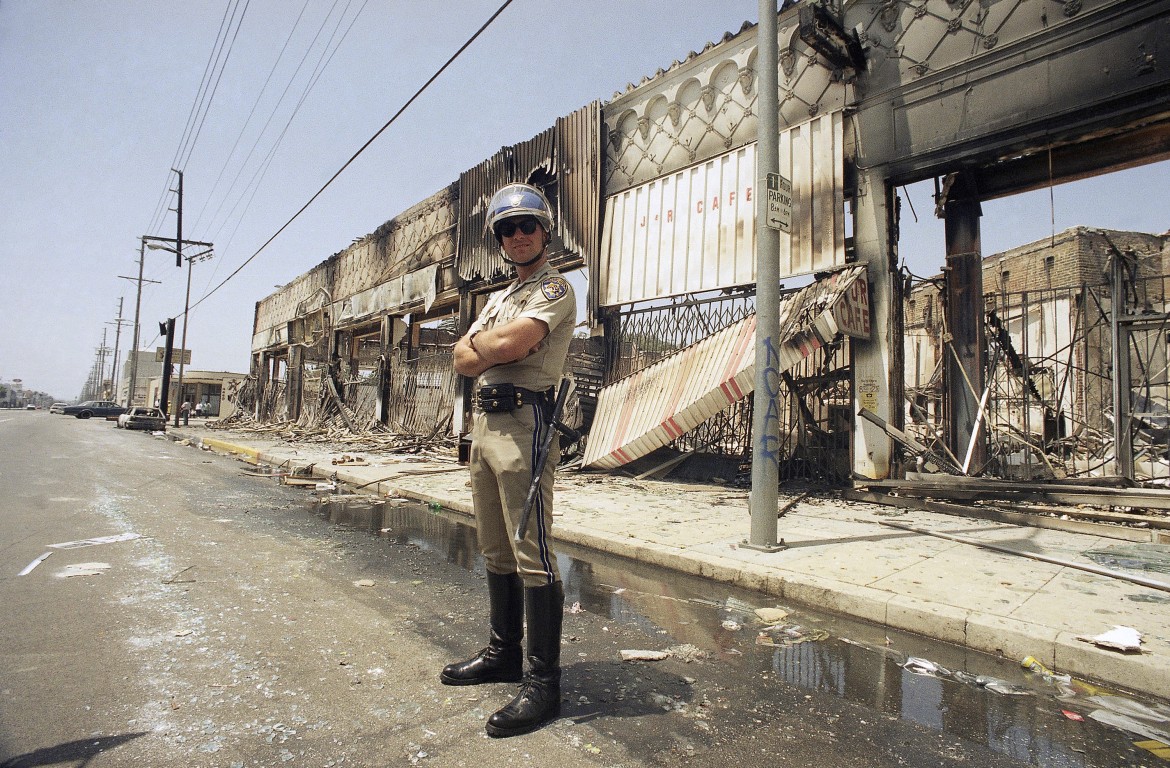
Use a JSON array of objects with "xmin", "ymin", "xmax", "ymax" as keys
[{"xmin": 879, "ymin": 520, "xmax": 1170, "ymax": 594}]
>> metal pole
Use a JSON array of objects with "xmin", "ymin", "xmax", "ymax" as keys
[
  {"xmin": 160, "ymin": 318, "xmax": 175, "ymax": 416},
  {"xmin": 109, "ymin": 297, "xmax": 124, "ymax": 403},
  {"xmin": 942, "ymin": 173, "xmax": 985, "ymax": 468},
  {"xmin": 97, "ymin": 328, "xmax": 108, "ymax": 397},
  {"xmin": 746, "ymin": 0, "xmax": 783, "ymax": 551},
  {"xmin": 175, "ymin": 254, "xmax": 192, "ymax": 427},
  {"xmin": 1111, "ymin": 252, "xmax": 1134, "ymax": 479},
  {"xmin": 173, "ymin": 169, "xmax": 184, "ymax": 267},
  {"xmin": 120, "ymin": 238, "xmax": 163, "ymax": 406},
  {"xmin": 172, "ymin": 168, "xmax": 185, "ymax": 427},
  {"xmin": 127, "ymin": 240, "xmax": 144, "ymax": 406}
]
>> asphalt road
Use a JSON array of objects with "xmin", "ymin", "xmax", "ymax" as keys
[{"xmin": 0, "ymin": 411, "xmax": 1151, "ymax": 767}]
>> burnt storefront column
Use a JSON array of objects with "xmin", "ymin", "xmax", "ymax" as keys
[
  {"xmin": 850, "ymin": 170, "xmax": 897, "ymax": 480},
  {"xmin": 941, "ymin": 172, "xmax": 985, "ymax": 472}
]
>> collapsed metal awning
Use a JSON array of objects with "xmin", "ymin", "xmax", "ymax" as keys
[{"xmin": 583, "ymin": 264, "xmax": 870, "ymax": 470}]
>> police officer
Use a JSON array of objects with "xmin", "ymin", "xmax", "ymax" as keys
[{"xmin": 442, "ymin": 182, "xmax": 575, "ymax": 738}]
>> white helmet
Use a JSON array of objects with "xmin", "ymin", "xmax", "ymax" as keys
[{"xmin": 484, "ymin": 183, "xmax": 554, "ymax": 238}]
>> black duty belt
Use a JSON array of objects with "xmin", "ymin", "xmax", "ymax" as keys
[{"xmin": 476, "ymin": 383, "xmax": 552, "ymax": 413}]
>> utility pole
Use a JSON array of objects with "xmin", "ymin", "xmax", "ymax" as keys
[
  {"xmin": 159, "ymin": 319, "xmax": 176, "ymax": 416},
  {"xmin": 107, "ymin": 297, "xmax": 130, "ymax": 404},
  {"xmin": 96, "ymin": 328, "xmax": 110, "ymax": 398},
  {"xmin": 119, "ymin": 241, "xmax": 162, "ymax": 407},
  {"xmin": 119, "ymin": 241, "xmax": 164, "ymax": 407},
  {"xmin": 173, "ymin": 169, "xmax": 184, "ymax": 266},
  {"xmin": 172, "ymin": 168, "xmax": 187, "ymax": 427}
]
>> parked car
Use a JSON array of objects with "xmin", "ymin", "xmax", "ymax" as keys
[
  {"xmin": 48, "ymin": 402, "xmax": 69, "ymax": 414},
  {"xmin": 25, "ymin": 404, "xmax": 37, "ymax": 410},
  {"xmin": 117, "ymin": 406, "xmax": 166, "ymax": 431},
  {"xmin": 62, "ymin": 400, "xmax": 127, "ymax": 419}
]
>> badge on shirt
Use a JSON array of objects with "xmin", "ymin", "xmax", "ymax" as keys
[{"xmin": 541, "ymin": 276, "xmax": 569, "ymax": 301}]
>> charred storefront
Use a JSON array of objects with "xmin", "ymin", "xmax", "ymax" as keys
[{"xmin": 241, "ymin": 0, "xmax": 1170, "ymax": 495}]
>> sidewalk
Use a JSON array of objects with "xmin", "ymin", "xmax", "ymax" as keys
[{"xmin": 169, "ymin": 423, "xmax": 1170, "ymax": 700}]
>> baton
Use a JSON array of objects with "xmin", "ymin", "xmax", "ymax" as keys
[{"xmin": 514, "ymin": 379, "xmax": 578, "ymax": 543}]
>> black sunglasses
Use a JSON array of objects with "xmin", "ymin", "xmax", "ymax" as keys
[{"xmin": 495, "ymin": 217, "xmax": 540, "ymax": 238}]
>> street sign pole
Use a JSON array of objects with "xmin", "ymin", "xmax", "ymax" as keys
[{"xmin": 746, "ymin": 0, "xmax": 785, "ymax": 552}]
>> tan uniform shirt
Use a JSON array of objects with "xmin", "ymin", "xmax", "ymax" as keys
[{"xmin": 471, "ymin": 264, "xmax": 575, "ymax": 391}]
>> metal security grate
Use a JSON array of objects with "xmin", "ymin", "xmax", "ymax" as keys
[
  {"xmin": 386, "ymin": 350, "xmax": 456, "ymax": 438},
  {"xmin": 909, "ymin": 270, "xmax": 1170, "ymax": 483},
  {"xmin": 607, "ymin": 288, "xmax": 854, "ymax": 484}
]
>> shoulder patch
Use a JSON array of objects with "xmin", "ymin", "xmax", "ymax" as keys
[{"xmin": 541, "ymin": 276, "xmax": 569, "ymax": 301}]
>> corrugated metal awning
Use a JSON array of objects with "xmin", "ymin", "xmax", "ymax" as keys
[
  {"xmin": 583, "ymin": 264, "xmax": 869, "ymax": 470},
  {"xmin": 456, "ymin": 102, "xmax": 601, "ymax": 286}
]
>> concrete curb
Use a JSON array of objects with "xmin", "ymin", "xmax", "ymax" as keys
[{"xmin": 172, "ymin": 430, "xmax": 1169, "ymax": 699}]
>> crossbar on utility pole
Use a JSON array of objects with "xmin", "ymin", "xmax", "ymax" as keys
[{"xmin": 745, "ymin": 0, "xmax": 785, "ymax": 552}]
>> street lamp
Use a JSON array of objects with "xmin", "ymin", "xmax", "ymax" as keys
[{"xmin": 145, "ymin": 239, "xmax": 213, "ymax": 426}]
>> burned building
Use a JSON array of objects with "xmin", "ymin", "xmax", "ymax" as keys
[
  {"xmin": 242, "ymin": 1, "xmax": 1170, "ymax": 490},
  {"xmin": 907, "ymin": 226, "xmax": 1170, "ymax": 480}
]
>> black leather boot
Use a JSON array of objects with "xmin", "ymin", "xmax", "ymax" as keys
[
  {"xmin": 441, "ymin": 571, "xmax": 523, "ymax": 686},
  {"xmin": 485, "ymin": 581, "xmax": 564, "ymax": 738}
]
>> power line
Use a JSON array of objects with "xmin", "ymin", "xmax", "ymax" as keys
[
  {"xmin": 200, "ymin": 0, "xmax": 371, "ymax": 282},
  {"xmin": 145, "ymin": 0, "xmax": 248, "ymax": 235},
  {"xmin": 199, "ymin": 0, "xmax": 356, "ymax": 247},
  {"xmin": 179, "ymin": 0, "xmax": 252, "ymax": 170},
  {"xmin": 190, "ymin": 0, "xmax": 315, "ymax": 234},
  {"xmin": 188, "ymin": 0, "xmax": 515, "ymax": 313}
]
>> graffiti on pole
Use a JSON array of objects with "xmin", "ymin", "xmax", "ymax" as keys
[{"xmin": 757, "ymin": 335, "xmax": 784, "ymax": 466}]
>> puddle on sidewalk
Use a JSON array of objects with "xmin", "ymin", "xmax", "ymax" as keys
[{"xmin": 310, "ymin": 495, "xmax": 1170, "ymax": 767}]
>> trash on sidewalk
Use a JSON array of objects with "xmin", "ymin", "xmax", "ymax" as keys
[
  {"xmin": 666, "ymin": 644, "xmax": 708, "ymax": 663},
  {"xmin": 754, "ymin": 607, "xmax": 789, "ymax": 623},
  {"xmin": 1077, "ymin": 625, "xmax": 1144, "ymax": 653},
  {"xmin": 903, "ymin": 657, "xmax": 951, "ymax": 678},
  {"xmin": 952, "ymin": 672, "xmax": 1032, "ymax": 695},
  {"xmin": 241, "ymin": 468, "xmax": 289, "ymax": 478},
  {"xmin": 1135, "ymin": 739, "xmax": 1170, "ymax": 759},
  {"xmin": 331, "ymin": 454, "xmax": 368, "ymax": 466},
  {"xmin": 353, "ymin": 579, "xmax": 376, "ymax": 588},
  {"xmin": 56, "ymin": 562, "xmax": 111, "ymax": 578},
  {"xmin": 281, "ymin": 477, "xmax": 321, "ymax": 487},
  {"xmin": 619, "ymin": 644, "xmax": 707, "ymax": 663},
  {"xmin": 755, "ymin": 624, "xmax": 830, "ymax": 647},
  {"xmin": 1021, "ymin": 655, "xmax": 1072, "ymax": 684},
  {"xmin": 621, "ymin": 649, "xmax": 670, "ymax": 662},
  {"xmin": 905, "ymin": 656, "xmax": 1032, "ymax": 695},
  {"xmin": 1084, "ymin": 694, "xmax": 1170, "ymax": 744},
  {"xmin": 18, "ymin": 552, "xmax": 52, "ymax": 576},
  {"xmin": 48, "ymin": 532, "xmax": 141, "ymax": 550}
]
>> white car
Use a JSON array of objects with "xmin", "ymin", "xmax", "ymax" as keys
[
  {"xmin": 117, "ymin": 406, "xmax": 167, "ymax": 431},
  {"xmin": 49, "ymin": 402, "xmax": 68, "ymax": 414}
]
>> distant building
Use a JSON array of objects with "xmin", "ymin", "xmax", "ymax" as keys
[
  {"xmin": 146, "ymin": 370, "xmax": 248, "ymax": 418},
  {"xmin": 118, "ymin": 351, "xmax": 163, "ymax": 407}
]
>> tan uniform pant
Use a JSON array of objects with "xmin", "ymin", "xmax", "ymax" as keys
[{"xmin": 469, "ymin": 403, "xmax": 560, "ymax": 587}]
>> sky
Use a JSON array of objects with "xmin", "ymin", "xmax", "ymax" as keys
[{"xmin": 1, "ymin": 1, "xmax": 1166, "ymax": 401}]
